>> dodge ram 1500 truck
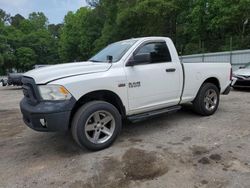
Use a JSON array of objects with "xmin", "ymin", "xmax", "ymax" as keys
[{"xmin": 20, "ymin": 37, "xmax": 232, "ymax": 150}]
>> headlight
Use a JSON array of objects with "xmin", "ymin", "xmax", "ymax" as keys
[
  {"xmin": 38, "ymin": 85, "xmax": 72, "ymax": 100},
  {"xmin": 232, "ymin": 74, "xmax": 239, "ymax": 79}
]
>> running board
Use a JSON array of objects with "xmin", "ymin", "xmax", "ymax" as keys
[{"xmin": 127, "ymin": 105, "xmax": 182, "ymax": 123}]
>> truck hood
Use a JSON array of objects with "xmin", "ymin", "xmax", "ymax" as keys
[
  {"xmin": 234, "ymin": 68, "xmax": 250, "ymax": 76},
  {"xmin": 24, "ymin": 61, "xmax": 111, "ymax": 84}
]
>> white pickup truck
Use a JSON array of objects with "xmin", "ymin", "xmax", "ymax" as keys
[{"xmin": 20, "ymin": 37, "xmax": 232, "ymax": 150}]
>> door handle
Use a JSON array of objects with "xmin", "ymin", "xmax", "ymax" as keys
[{"xmin": 166, "ymin": 68, "xmax": 176, "ymax": 72}]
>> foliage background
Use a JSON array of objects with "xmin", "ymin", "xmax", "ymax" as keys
[{"xmin": 0, "ymin": 0, "xmax": 250, "ymax": 75}]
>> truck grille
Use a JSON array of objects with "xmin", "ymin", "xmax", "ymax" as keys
[
  {"xmin": 22, "ymin": 77, "xmax": 40, "ymax": 104},
  {"xmin": 22, "ymin": 85, "xmax": 30, "ymax": 98}
]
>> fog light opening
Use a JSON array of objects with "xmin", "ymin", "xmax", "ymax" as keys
[{"xmin": 40, "ymin": 118, "xmax": 47, "ymax": 128}]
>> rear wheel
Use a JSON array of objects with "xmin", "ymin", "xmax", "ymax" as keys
[
  {"xmin": 71, "ymin": 101, "xmax": 122, "ymax": 151},
  {"xmin": 193, "ymin": 83, "xmax": 220, "ymax": 116}
]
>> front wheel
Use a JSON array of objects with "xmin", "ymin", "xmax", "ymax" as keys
[
  {"xmin": 193, "ymin": 83, "xmax": 220, "ymax": 116},
  {"xmin": 71, "ymin": 101, "xmax": 122, "ymax": 151}
]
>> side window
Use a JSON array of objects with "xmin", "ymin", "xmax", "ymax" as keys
[{"xmin": 136, "ymin": 42, "xmax": 172, "ymax": 63}]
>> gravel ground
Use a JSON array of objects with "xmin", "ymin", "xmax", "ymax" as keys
[{"xmin": 0, "ymin": 86, "xmax": 250, "ymax": 188}]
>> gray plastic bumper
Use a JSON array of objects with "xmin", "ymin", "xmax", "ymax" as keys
[{"xmin": 20, "ymin": 97, "xmax": 76, "ymax": 132}]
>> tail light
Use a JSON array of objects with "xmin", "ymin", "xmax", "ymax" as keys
[{"xmin": 230, "ymin": 68, "xmax": 233, "ymax": 81}]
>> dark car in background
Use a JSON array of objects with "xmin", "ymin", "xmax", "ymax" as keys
[
  {"xmin": 6, "ymin": 65, "xmax": 51, "ymax": 87},
  {"xmin": 7, "ymin": 73, "xmax": 23, "ymax": 86}
]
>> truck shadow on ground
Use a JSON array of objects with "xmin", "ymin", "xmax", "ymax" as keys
[
  {"xmin": 38, "ymin": 105, "xmax": 197, "ymax": 155},
  {"xmin": 0, "ymin": 105, "xmax": 199, "ymax": 159},
  {"xmin": 23, "ymin": 111, "xmax": 195, "ymax": 157},
  {"xmin": 121, "ymin": 104, "xmax": 197, "ymax": 137}
]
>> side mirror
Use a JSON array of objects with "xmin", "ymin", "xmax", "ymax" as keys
[
  {"xmin": 126, "ymin": 53, "xmax": 151, "ymax": 66},
  {"xmin": 107, "ymin": 55, "xmax": 113, "ymax": 63}
]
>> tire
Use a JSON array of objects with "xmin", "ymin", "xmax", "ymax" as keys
[
  {"xmin": 71, "ymin": 101, "xmax": 122, "ymax": 151},
  {"xmin": 232, "ymin": 86, "xmax": 239, "ymax": 91},
  {"xmin": 193, "ymin": 83, "xmax": 220, "ymax": 116}
]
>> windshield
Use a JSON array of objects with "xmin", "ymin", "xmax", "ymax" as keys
[{"xmin": 89, "ymin": 39, "xmax": 138, "ymax": 63}]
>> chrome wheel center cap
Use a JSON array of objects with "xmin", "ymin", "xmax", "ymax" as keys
[{"xmin": 97, "ymin": 124, "xmax": 102, "ymax": 128}]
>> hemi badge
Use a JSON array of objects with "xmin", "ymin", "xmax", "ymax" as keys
[{"xmin": 118, "ymin": 83, "xmax": 126, "ymax": 87}]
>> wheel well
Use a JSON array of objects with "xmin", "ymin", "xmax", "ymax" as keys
[
  {"xmin": 203, "ymin": 77, "xmax": 220, "ymax": 91},
  {"xmin": 70, "ymin": 90, "xmax": 126, "ymax": 127}
]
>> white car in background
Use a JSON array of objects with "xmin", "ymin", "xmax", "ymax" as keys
[
  {"xmin": 232, "ymin": 63, "xmax": 250, "ymax": 88},
  {"xmin": 0, "ymin": 77, "xmax": 8, "ymax": 87}
]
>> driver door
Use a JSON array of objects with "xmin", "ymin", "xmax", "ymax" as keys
[{"xmin": 125, "ymin": 40, "xmax": 182, "ymax": 115}]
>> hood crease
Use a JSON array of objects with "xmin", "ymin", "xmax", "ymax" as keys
[{"xmin": 24, "ymin": 62, "xmax": 111, "ymax": 84}]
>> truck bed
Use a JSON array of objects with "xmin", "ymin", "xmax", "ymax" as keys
[{"xmin": 181, "ymin": 62, "xmax": 231, "ymax": 103}]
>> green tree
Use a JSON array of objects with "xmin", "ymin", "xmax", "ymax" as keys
[
  {"xmin": 116, "ymin": 0, "xmax": 178, "ymax": 38},
  {"xmin": 59, "ymin": 7, "xmax": 103, "ymax": 62},
  {"xmin": 0, "ymin": 53, "xmax": 4, "ymax": 75},
  {"xmin": 59, "ymin": 11, "xmax": 82, "ymax": 62},
  {"xmin": 16, "ymin": 47, "xmax": 36, "ymax": 71},
  {"xmin": 10, "ymin": 14, "xmax": 25, "ymax": 28},
  {"xmin": 22, "ymin": 30, "xmax": 59, "ymax": 65},
  {"xmin": 29, "ymin": 12, "xmax": 48, "ymax": 30},
  {"xmin": 0, "ymin": 10, "xmax": 61, "ymax": 75},
  {"xmin": 92, "ymin": 0, "xmax": 119, "ymax": 51},
  {"xmin": 0, "ymin": 27, "xmax": 16, "ymax": 74},
  {"xmin": 48, "ymin": 23, "xmax": 63, "ymax": 38}
]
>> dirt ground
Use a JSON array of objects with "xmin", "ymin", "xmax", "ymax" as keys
[{"xmin": 0, "ymin": 86, "xmax": 250, "ymax": 188}]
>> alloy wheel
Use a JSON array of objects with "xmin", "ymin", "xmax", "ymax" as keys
[
  {"xmin": 84, "ymin": 110, "xmax": 115, "ymax": 144},
  {"xmin": 204, "ymin": 89, "xmax": 218, "ymax": 111}
]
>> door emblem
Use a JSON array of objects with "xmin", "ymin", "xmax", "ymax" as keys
[{"xmin": 129, "ymin": 82, "xmax": 141, "ymax": 88}]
